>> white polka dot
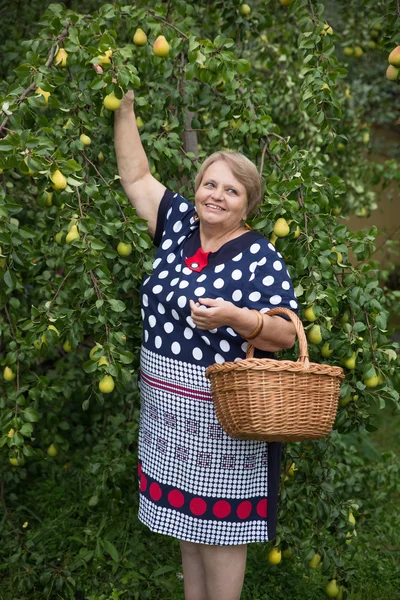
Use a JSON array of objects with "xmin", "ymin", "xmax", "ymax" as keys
[
  {"xmin": 232, "ymin": 269, "xmax": 242, "ymax": 280},
  {"xmin": 175, "ymin": 264, "xmax": 182, "ymax": 272},
  {"xmin": 270, "ymin": 295, "xmax": 282, "ymax": 305},
  {"xmin": 250, "ymin": 243, "xmax": 261, "ymax": 254},
  {"xmin": 232, "ymin": 253, "xmax": 242, "ymax": 262},
  {"xmin": 273, "ymin": 260, "xmax": 283, "ymax": 271},
  {"xmin": 149, "ymin": 315, "xmax": 157, "ymax": 328},
  {"xmin": 249, "ymin": 273, "xmax": 255, "ymax": 281},
  {"xmin": 260, "ymin": 307, "xmax": 270, "ymax": 314},
  {"xmin": 172, "ymin": 309, "xmax": 180, "ymax": 320},
  {"xmin": 152, "ymin": 285, "xmax": 163, "ymax": 294},
  {"xmin": 179, "ymin": 202, "xmax": 187, "ymax": 212},
  {"xmin": 220, "ymin": 340, "xmax": 230, "ymax": 352},
  {"xmin": 182, "ymin": 267, "xmax": 192, "ymax": 276},
  {"xmin": 226, "ymin": 327, "xmax": 237, "ymax": 337},
  {"xmin": 215, "ymin": 264, "xmax": 225, "ymax": 273},
  {"xmin": 186, "ymin": 315, "xmax": 195, "ymax": 328},
  {"xmin": 282, "ymin": 281, "xmax": 290, "ymax": 290},
  {"xmin": 232, "ymin": 289, "xmax": 242, "ymax": 302},
  {"xmin": 171, "ymin": 341, "xmax": 181, "ymax": 354},
  {"xmin": 263, "ymin": 276, "xmax": 275, "ymax": 286},
  {"xmin": 141, "ymin": 309, "xmax": 145, "ymax": 320},
  {"xmin": 144, "ymin": 330, "xmax": 149, "ymax": 342},
  {"xmin": 162, "ymin": 239, "xmax": 173, "ymax": 250},
  {"xmin": 249, "ymin": 291, "xmax": 261, "ymax": 302},
  {"xmin": 178, "ymin": 236, "xmax": 186, "ymax": 245},
  {"xmin": 166, "ymin": 208, "xmax": 172, "ymax": 219},
  {"xmin": 258, "ymin": 257, "xmax": 267, "ymax": 266},
  {"xmin": 290, "ymin": 300, "xmax": 298, "ymax": 309},
  {"xmin": 213, "ymin": 278, "xmax": 225, "ymax": 289},
  {"xmin": 234, "ymin": 357, "xmax": 243, "ymax": 362},
  {"xmin": 193, "ymin": 347, "xmax": 203, "ymax": 360},
  {"xmin": 167, "ymin": 253, "xmax": 175, "ymax": 263},
  {"xmin": 178, "ymin": 296, "xmax": 187, "ymax": 308},
  {"xmin": 158, "ymin": 270, "xmax": 169, "ymax": 279},
  {"xmin": 215, "ymin": 353, "xmax": 225, "ymax": 364},
  {"xmin": 197, "ymin": 274, "xmax": 207, "ymax": 282},
  {"xmin": 179, "ymin": 280, "xmax": 189, "ymax": 289},
  {"xmin": 142, "ymin": 294, "xmax": 149, "ymax": 306},
  {"xmin": 277, "ymin": 252, "xmax": 283, "ymax": 258},
  {"xmin": 166, "ymin": 291, "xmax": 174, "ymax": 301},
  {"xmin": 184, "ymin": 327, "xmax": 193, "ymax": 340},
  {"xmin": 155, "ymin": 336, "xmax": 162, "ymax": 349},
  {"xmin": 249, "ymin": 261, "xmax": 258, "ymax": 273},
  {"xmin": 201, "ymin": 335, "xmax": 211, "ymax": 345},
  {"xmin": 164, "ymin": 322, "xmax": 174, "ymax": 333},
  {"xmin": 194, "ymin": 287, "xmax": 206, "ymax": 296},
  {"xmin": 268, "ymin": 243, "xmax": 276, "ymax": 252},
  {"xmin": 143, "ymin": 277, "xmax": 150, "ymax": 285},
  {"xmin": 173, "ymin": 221, "xmax": 183, "ymax": 233},
  {"xmin": 153, "ymin": 258, "xmax": 162, "ymax": 269},
  {"xmin": 241, "ymin": 342, "xmax": 248, "ymax": 352},
  {"xmin": 171, "ymin": 278, "xmax": 179, "ymax": 286},
  {"xmin": 157, "ymin": 303, "xmax": 165, "ymax": 314},
  {"xmin": 209, "ymin": 328, "xmax": 217, "ymax": 333}
]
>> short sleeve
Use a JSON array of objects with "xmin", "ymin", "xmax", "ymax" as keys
[
  {"xmin": 243, "ymin": 241, "xmax": 298, "ymax": 315},
  {"xmin": 154, "ymin": 189, "xmax": 196, "ymax": 247}
]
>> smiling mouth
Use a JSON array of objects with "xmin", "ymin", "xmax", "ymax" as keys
[{"xmin": 205, "ymin": 203, "xmax": 225, "ymax": 211}]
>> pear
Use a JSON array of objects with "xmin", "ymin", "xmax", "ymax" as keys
[
  {"xmin": 325, "ymin": 579, "xmax": 339, "ymax": 598},
  {"xmin": 267, "ymin": 547, "xmax": 281, "ymax": 564},
  {"xmin": 97, "ymin": 54, "xmax": 111, "ymax": 66},
  {"xmin": 321, "ymin": 342, "xmax": 333, "ymax": 358},
  {"xmin": 47, "ymin": 443, "xmax": 58, "ymax": 457},
  {"xmin": 66, "ymin": 225, "xmax": 80, "ymax": 244},
  {"xmin": 339, "ymin": 395, "xmax": 352, "ymax": 407},
  {"xmin": 44, "ymin": 191, "xmax": 53, "ymax": 207},
  {"xmin": 97, "ymin": 356, "xmax": 109, "ymax": 367},
  {"xmin": 99, "ymin": 375, "xmax": 115, "ymax": 393},
  {"xmin": 153, "ymin": 35, "xmax": 170, "ymax": 58},
  {"xmin": 35, "ymin": 87, "xmax": 51, "ymax": 105},
  {"xmin": 239, "ymin": 4, "xmax": 251, "ymax": 16},
  {"xmin": 354, "ymin": 46, "xmax": 363, "ymax": 58},
  {"xmin": 273, "ymin": 217, "xmax": 290, "ymax": 238},
  {"xmin": 98, "ymin": 151, "xmax": 105, "ymax": 163},
  {"xmin": 304, "ymin": 306, "xmax": 317, "ymax": 322},
  {"xmin": 388, "ymin": 46, "xmax": 400, "ymax": 67},
  {"xmin": 280, "ymin": 0, "xmax": 293, "ymax": 5},
  {"xmin": 103, "ymin": 92, "xmax": 121, "ymax": 111},
  {"xmin": 309, "ymin": 553, "xmax": 321, "ymax": 569},
  {"xmin": 348, "ymin": 511, "xmax": 356, "ymax": 526},
  {"xmin": 307, "ymin": 325, "xmax": 322, "ymax": 345},
  {"xmin": 386, "ymin": 65, "xmax": 400, "ymax": 81},
  {"xmin": 63, "ymin": 340, "xmax": 72, "ymax": 353},
  {"xmin": 117, "ymin": 241, "xmax": 133, "ymax": 256},
  {"xmin": 133, "ymin": 28, "xmax": 147, "ymax": 46},
  {"xmin": 55, "ymin": 48, "xmax": 68, "ymax": 67},
  {"xmin": 341, "ymin": 352, "xmax": 357, "ymax": 370},
  {"xmin": 3, "ymin": 366, "xmax": 16, "ymax": 382},
  {"xmin": 136, "ymin": 116, "xmax": 144, "ymax": 128},
  {"xmin": 51, "ymin": 169, "xmax": 67, "ymax": 191},
  {"xmin": 79, "ymin": 133, "xmax": 91, "ymax": 146},
  {"xmin": 55, "ymin": 231, "xmax": 65, "ymax": 244},
  {"xmin": 344, "ymin": 47, "xmax": 353, "ymax": 56},
  {"xmin": 364, "ymin": 374, "xmax": 379, "ymax": 388}
]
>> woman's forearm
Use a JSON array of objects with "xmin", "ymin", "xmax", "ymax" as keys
[
  {"xmin": 228, "ymin": 305, "xmax": 296, "ymax": 352},
  {"xmin": 114, "ymin": 103, "xmax": 149, "ymax": 187}
]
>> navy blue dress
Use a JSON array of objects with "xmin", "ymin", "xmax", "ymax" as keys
[{"xmin": 138, "ymin": 189, "xmax": 298, "ymax": 545}]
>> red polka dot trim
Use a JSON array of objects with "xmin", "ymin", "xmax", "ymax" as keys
[
  {"xmin": 190, "ymin": 497, "xmax": 207, "ymax": 516},
  {"xmin": 213, "ymin": 500, "xmax": 231, "ymax": 519},
  {"xmin": 168, "ymin": 489, "xmax": 185, "ymax": 508},
  {"xmin": 256, "ymin": 498, "xmax": 267, "ymax": 518},
  {"xmin": 149, "ymin": 482, "xmax": 162, "ymax": 501},
  {"xmin": 140, "ymin": 473, "xmax": 147, "ymax": 492},
  {"xmin": 237, "ymin": 500, "xmax": 252, "ymax": 520},
  {"xmin": 138, "ymin": 462, "xmax": 142, "ymax": 477}
]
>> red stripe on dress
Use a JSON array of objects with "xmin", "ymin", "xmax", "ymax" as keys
[{"xmin": 140, "ymin": 369, "xmax": 212, "ymax": 402}]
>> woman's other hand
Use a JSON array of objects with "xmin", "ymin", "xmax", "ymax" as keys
[
  {"xmin": 190, "ymin": 298, "xmax": 236, "ymax": 330},
  {"xmin": 119, "ymin": 90, "xmax": 135, "ymax": 111}
]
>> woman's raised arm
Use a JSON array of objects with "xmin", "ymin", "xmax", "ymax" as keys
[{"xmin": 114, "ymin": 91, "xmax": 166, "ymax": 237}]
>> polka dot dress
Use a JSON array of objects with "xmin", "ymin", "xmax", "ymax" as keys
[{"xmin": 138, "ymin": 189, "xmax": 298, "ymax": 546}]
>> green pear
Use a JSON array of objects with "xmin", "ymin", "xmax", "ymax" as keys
[
  {"xmin": 133, "ymin": 28, "xmax": 147, "ymax": 46},
  {"xmin": 66, "ymin": 225, "xmax": 80, "ymax": 244},
  {"xmin": 307, "ymin": 325, "xmax": 322, "ymax": 345}
]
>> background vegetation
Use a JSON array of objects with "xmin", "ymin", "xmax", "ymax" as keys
[{"xmin": 0, "ymin": 0, "xmax": 399, "ymax": 598}]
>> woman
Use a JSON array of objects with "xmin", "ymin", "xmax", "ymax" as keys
[{"xmin": 114, "ymin": 90, "xmax": 298, "ymax": 600}]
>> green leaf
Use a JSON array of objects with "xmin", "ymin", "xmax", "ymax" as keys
[
  {"xmin": 102, "ymin": 539, "xmax": 119, "ymax": 562},
  {"xmin": 24, "ymin": 407, "xmax": 41, "ymax": 422},
  {"xmin": 108, "ymin": 299, "xmax": 126, "ymax": 312}
]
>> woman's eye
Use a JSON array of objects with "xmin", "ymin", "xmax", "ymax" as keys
[
  {"xmin": 228, "ymin": 188, "xmax": 237, "ymax": 194},
  {"xmin": 205, "ymin": 182, "xmax": 214, "ymax": 187}
]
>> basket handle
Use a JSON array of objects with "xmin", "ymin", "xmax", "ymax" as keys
[{"xmin": 246, "ymin": 307, "xmax": 310, "ymax": 368}]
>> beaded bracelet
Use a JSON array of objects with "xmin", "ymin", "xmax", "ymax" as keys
[{"xmin": 245, "ymin": 310, "xmax": 264, "ymax": 340}]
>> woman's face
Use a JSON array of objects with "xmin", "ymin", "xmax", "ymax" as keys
[{"xmin": 195, "ymin": 161, "xmax": 248, "ymax": 231}]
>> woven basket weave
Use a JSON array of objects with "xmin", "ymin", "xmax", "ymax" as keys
[{"xmin": 205, "ymin": 307, "xmax": 344, "ymax": 442}]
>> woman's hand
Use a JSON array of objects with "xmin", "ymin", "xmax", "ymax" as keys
[
  {"xmin": 190, "ymin": 298, "xmax": 236, "ymax": 330},
  {"xmin": 118, "ymin": 90, "xmax": 135, "ymax": 111}
]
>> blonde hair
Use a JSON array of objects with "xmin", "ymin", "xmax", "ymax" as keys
[{"xmin": 194, "ymin": 151, "xmax": 263, "ymax": 217}]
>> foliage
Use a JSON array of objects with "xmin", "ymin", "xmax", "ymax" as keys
[{"xmin": 1, "ymin": 0, "xmax": 400, "ymax": 597}]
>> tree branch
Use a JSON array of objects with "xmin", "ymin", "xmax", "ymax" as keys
[
  {"xmin": 307, "ymin": 0, "xmax": 318, "ymax": 26},
  {"xmin": 148, "ymin": 10, "xmax": 189, "ymax": 40}
]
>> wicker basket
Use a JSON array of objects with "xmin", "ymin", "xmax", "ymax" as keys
[{"xmin": 205, "ymin": 307, "xmax": 344, "ymax": 442}]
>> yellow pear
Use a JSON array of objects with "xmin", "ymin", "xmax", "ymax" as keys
[
  {"xmin": 354, "ymin": 46, "xmax": 363, "ymax": 57},
  {"xmin": 103, "ymin": 92, "xmax": 121, "ymax": 111},
  {"xmin": 386, "ymin": 65, "xmax": 400, "ymax": 81},
  {"xmin": 330, "ymin": 246, "xmax": 343, "ymax": 264},
  {"xmin": 66, "ymin": 225, "xmax": 80, "ymax": 244},
  {"xmin": 364, "ymin": 374, "xmax": 379, "ymax": 388},
  {"xmin": 9, "ymin": 455, "xmax": 25, "ymax": 467},
  {"xmin": 90, "ymin": 345, "xmax": 101, "ymax": 360},
  {"xmin": 269, "ymin": 233, "xmax": 278, "ymax": 246},
  {"xmin": 8, "ymin": 428, "xmax": 15, "ymax": 438},
  {"xmin": 47, "ymin": 325, "xmax": 59, "ymax": 337},
  {"xmin": 51, "ymin": 169, "xmax": 67, "ymax": 191},
  {"xmin": 44, "ymin": 191, "xmax": 53, "ymax": 207},
  {"xmin": 3, "ymin": 366, "xmax": 15, "ymax": 382},
  {"xmin": 273, "ymin": 217, "xmax": 290, "ymax": 238},
  {"xmin": 320, "ymin": 23, "xmax": 333, "ymax": 35},
  {"xmin": 325, "ymin": 579, "xmax": 339, "ymax": 598},
  {"xmin": 22, "ymin": 156, "xmax": 34, "ymax": 176},
  {"xmin": 99, "ymin": 375, "xmax": 115, "ymax": 393},
  {"xmin": 47, "ymin": 443, "xmax": 58, "ymax": 457},
  {"xmin": 133, "ymin": 28, "xmax": 147, "ymax": 46},
  {"xmin": 267, "ymin": 547, "xmax": 282, "ymax": 564},
  {"xmin": 97, "ymin": 356, "xmax": 109, "ymax": 367},
  {"xmin": 339, "ymin": 395, "xmax": 352, "ymax": 408},
  {"xmin": 79, "ymin": 133, "xmax": 91, "ymax": 146},
  {"xmin": 105, "ymin": 49, "xmax": 113, "ymax": 58},
  {"xmin": 239, "ymin": 4, "xmax": 251, "ymax": 16},
  {"xmin": 117, "ymin": 241, "xmax": 132, "ymax": 256},
  {"xmin": 321, "ymin": 342, "xmax": 333, "ymax": 358},
  {"xmin": 348, "ymin": 511, "xmax": 356, "ymax": 526},
  {"xmin": 98, "ymin": 151, "xmax": 105, "ymax": 163},
  {"xmin": 97, "ymin": 54, "xmax": 111, "ymax": 66},
  {"xmin": 280, "ymin": 0, "xmax": 293, "ymax": 5},
  {"xmin": 341, "ymin": 352, "xmax": 357, "ymax": 370},
  {"xmin": 344, "ymin": 47, "xmax": 353, "ymax": 56},
  {"xmin": 55, "ymin": 231, "xmax": 65, "ymax": 244},
  {"xmin": 388, "ymin": 46, "xmax": 400, "ymax": 67},
  {"xmin": 153, "ymin": 35, "xmax": 170, "ymax": 58},
  {"xmin": 35, "ymin": 87, "xmax": 51, "ymax": 105},
  {"xmin": 304, "ymin": 306, "xmax": 317, "ymax": 322},
  {"xmin": 307, "ymin": 325, "xmax": 322, "ymax": 345},
  {"xmin": 63, "ymin": 340, "xmax": 72, "ymax": 353},
  {"xmin": 136, "ymin": 116, "xmax": 144, "ymax": 128},
  {"xmin": 55, "ymin": 48, "xmax": 68, "ymax": 67},
  {"xmin": 309, "ymin": 553, "xmax": 321, "ymax": 569}
]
